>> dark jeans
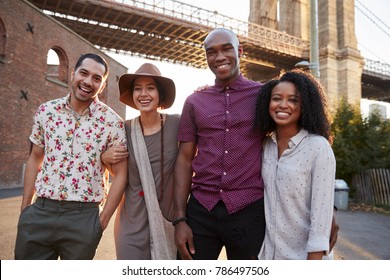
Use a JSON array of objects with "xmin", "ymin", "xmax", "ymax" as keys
[
  {"xmin": 15, "ymin": 197, "xmax": 103, "ymax": 260},
  {"xmin": 185, "ymin": 195, "xmax": 265, "ymax": 260}
]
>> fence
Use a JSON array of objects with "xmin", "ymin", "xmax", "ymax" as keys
[{"xmin": 352, "ymin": 168, "xmax": 390, "ymax": 206}]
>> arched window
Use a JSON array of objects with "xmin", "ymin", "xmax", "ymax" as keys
[{"xmin": 46, "ymin": 47, "xmax": 68, "ymax": 85}]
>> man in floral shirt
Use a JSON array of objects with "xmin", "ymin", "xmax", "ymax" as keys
[{"xmin": 15, "ymin": 53, "xmax": 128, "ymax": 260}]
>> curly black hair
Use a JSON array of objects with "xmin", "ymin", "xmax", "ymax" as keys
[{"xmin": 254, "ymin": 69, "xmax": 332, "ymax": 142}]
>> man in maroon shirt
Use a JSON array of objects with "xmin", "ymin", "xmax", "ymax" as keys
[
  {"xmin": 173, "ymin": 27, "xmax": 265, "ymax": 260},
  {"xmin": 173, "ymin": 27, "xmax": 339, "ymax": 260}
]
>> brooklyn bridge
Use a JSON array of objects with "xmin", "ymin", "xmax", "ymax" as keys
[{"xmin": 27, "ymin": 0, "xmax": 390, "ymax": 103}]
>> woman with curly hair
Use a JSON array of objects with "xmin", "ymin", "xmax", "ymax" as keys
[{"xmin": 254, "ymin": 69, "xmax": 336, "ymax": 260}]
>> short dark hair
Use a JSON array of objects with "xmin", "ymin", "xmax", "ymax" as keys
[{"xmin": 74, "ymin": 53, "xmax": 109, "ymax": 79}]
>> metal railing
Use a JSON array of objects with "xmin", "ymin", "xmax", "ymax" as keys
[
  {"xmin": 114, "ymin": 0, "xmax": 307, "ymax": 53},
  {"xmin": 115, "ymin": 0, "xmax": 250, "ymax": 35},
  {"xmin": 42, "ymin": 0, "xmax": 390, "ymax": 78},
  {"xmin": 364, "ymin": 59, "xmax": 390, "ymax": 78}
]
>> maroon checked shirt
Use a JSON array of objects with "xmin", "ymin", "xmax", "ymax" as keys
[{"xmin": 178, "ymin": 75, "xmax": 265, "ymax": 214}]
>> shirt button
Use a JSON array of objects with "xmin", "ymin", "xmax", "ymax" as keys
[
  {"xmin": 220, "ymin": 189, "xmax": 223, "ymax": 193},
  {"xmin": 226, "ymin": 111, "xmax": 229, "ymax": 114},
  {"xmin": 225, "ymin": 150, "xmax": 228, "ymax": 154},
  {"xmin": 226, "ymin": 86, "xmax": 229, "ymax": 90},
  {"xmin": 223, "ymin": 172, "xmax": 227, "ymax": 175},
  {"xmin": 226, "ymin": 128, "xmax": 229, "ymax": 132},
  {"xmin": 227, "ymin": 93, "xmax": 230, "ymax": 97}
]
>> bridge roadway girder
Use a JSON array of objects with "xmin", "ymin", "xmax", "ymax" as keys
[
  {"xmin": 26, "ymin": 0, "xmax": 390, "ymax": 102},
  {"xmin": 361, "ymin": 72, "xmax": 390, "ymax": 102},
  {"xmin": 27, "ymin": 0, "xmax": 308, "ymax": 82}
]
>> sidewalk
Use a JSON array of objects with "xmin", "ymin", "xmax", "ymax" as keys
[
  {"xmin": 1, "ymin": 187, "xmax": 389, "ymax": 260},
  {"xmin": 333, "ymin": 208, "xmax": 390, "ymax": 259}
]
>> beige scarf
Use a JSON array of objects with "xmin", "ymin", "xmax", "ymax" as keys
[{"xmin": 130, "ymin": 117, "xmax": 176, "ymax": 260}]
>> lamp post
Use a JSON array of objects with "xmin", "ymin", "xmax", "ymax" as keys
[
  {"xmin": 310, "ymin": 0, "xmax": 320, "ymax": 78},
  {"xmin": 294, "ymin": 0, "xmax": 320, "ymax": 79}
]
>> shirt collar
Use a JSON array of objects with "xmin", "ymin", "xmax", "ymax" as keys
[
  {"xmin": 289, "ymin": 129, "xmax": 309, "ymax": 147},
  {"xmin": 63, "ymin": 93, "xmax": 99, "ymax": 117},
  {"xmin": 270, "ymin": 128, "xmax": 309, "ymax": 148},
  {"xmin": 214, "ymin": 74, "xmax": 247, "ymax": 93}
]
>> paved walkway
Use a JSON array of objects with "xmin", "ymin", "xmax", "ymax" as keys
[
  {"xmin": 333, "ymin": 209, "xmax": 390, "ymax": 259},
  {"xmin": 1, "ymin": 187, "xmax": 389, "ymax": 260}
]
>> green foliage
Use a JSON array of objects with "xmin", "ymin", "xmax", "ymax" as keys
[{"xmin": 331, "ymin": 100, "xmax": 390, "ymax": 194}]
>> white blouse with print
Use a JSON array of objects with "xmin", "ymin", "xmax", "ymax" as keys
[{"xmin": 258, "ymin": 129, "xmax": 336, "ymax": 260}]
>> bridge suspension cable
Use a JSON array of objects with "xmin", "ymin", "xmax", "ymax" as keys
[
  {"xmin": 354, "ymin": 0, "xmax": 390, "ymax": 73},
  {"xmin": 355, "ymin": 0, "xmax": 390, "ymax": 37}
]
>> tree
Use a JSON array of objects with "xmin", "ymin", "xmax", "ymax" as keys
[{"xmin": 331, "ymin": 100, "xmax": 390, "ymax": 196}]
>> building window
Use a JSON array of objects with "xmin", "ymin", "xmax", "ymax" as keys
[{"xmin": 46, "ymin": 47, "xmax": 68, "ymax": 85}]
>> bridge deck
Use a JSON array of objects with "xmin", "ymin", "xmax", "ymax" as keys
[
  {"xmin": 28, "ymin": 0, "xmax": 310, "ymax": 81},
  {"xmin": 26, "ymin": 0, "xmax": 390, "ymax": 101}
]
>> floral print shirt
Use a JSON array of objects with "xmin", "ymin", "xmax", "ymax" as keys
[{"xmin": 30, "ymin": 94, "xmax": 126, "ymax": 202}]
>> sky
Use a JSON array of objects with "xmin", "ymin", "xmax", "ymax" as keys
[
  {"xmin": 354, "ymin": 0, "xmax": 390, "ymax": 64},
  {"xmin": 69, "ymin": 0, "xmax": 389, "ymax": 118}
]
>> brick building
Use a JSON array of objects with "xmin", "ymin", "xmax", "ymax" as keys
[{"xmin": 0, "ymin": 0, "xmax": 128, "ymax": 189}]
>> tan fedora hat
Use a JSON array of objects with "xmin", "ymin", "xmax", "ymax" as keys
[{"xmin": 119, "ymin": 63, "xmax": 176, "ymax": 109}]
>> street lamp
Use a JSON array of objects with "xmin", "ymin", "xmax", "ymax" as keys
[{"xmin": 294, "ymin": 60, "xmax": 319, "ymax": 72}]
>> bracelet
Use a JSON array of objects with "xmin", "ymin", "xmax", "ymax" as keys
[{"xmin": 172, "ymin": 217, "xmax": 187, "ymax": 226}]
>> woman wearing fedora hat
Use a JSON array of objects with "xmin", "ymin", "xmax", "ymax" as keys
[{"xmin": 101, "ymin": 63, "xmax": 179, "ymax": 260}]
